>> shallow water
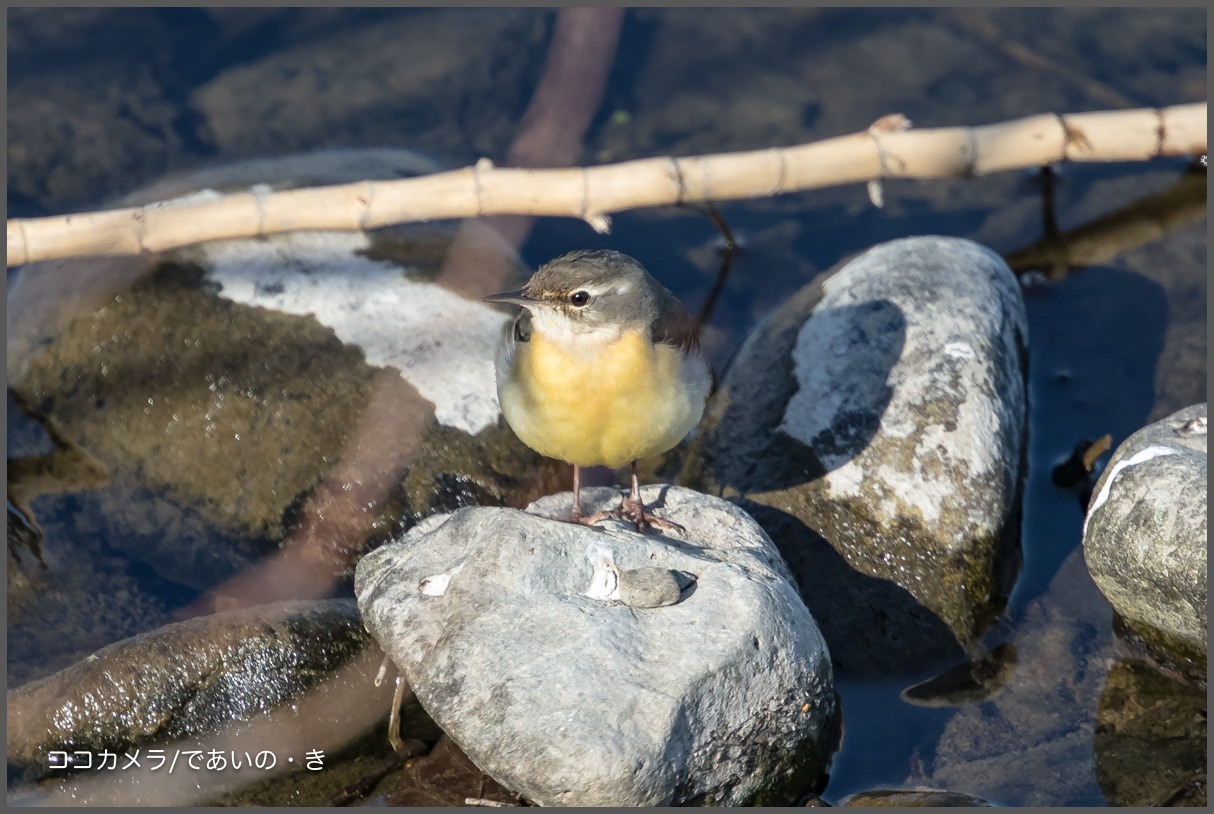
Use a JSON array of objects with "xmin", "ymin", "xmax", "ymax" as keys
[{"xmin": 7, "ymin": 7, "xmax": 1207, "ymax": 806}]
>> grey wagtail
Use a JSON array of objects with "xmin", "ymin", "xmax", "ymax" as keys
[{"xmin": 486, "ymin": 250, "xmax": 710, "ymax": 532}]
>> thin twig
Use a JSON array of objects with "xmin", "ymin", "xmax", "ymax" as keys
[
  {"xmin": 1081, "ymin": 434, "xmax": 1113, "ymax": 472},
  {"xmin": 388, "ymin": 673, "xmax": 408, "ymax": 753},
  {"xmin": 692, "ymin": 236, "xmax": 737, "ymax": 341},
  {"xmin": 703, "ymin": 201, "xmax": 737, "ymax": 252}
]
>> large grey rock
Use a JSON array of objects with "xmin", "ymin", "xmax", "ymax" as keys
[
  {"xmin": 1082, "ymin": 402, "xmax": 1207, "ymax": 676},
  {"xmin": 355, "ymin": 485, "xmax": 838, "ymax": 806},
  {"xmin": 684, "ymin": 236, "xmax": 1028, "ymax": 674}
]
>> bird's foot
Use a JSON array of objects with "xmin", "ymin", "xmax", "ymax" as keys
[
  {"xmin": 573, "ymin": 493, "xmax": 684, "ymax": 535},
  {"xmin": 571, "ymin": 505, "xmax": 609, "ymax": 526}
]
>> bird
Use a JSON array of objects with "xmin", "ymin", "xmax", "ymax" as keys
[{"xmin": 485, "ymin": 249, "xmax": 711, "ymax": 533}]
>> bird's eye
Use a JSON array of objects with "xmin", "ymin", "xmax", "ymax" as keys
[{"xmin": 569, "ymin": 290, "xmax": 590, "ymax": 307}]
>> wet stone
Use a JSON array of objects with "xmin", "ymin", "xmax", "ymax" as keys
[
  {"xmin": 355, "ymin": 486, "xmax": 839, "ymax": 806},
  {"xmin": 1093, "ymin": 657, "xmax": 1207, "ymax": 807},
  {"xmin": 6, "ymin": 149, "xmax": 541, "ymax": 597},
  {"xmin": 1082, "ymin": 402, "xmax": 1207, "ymax": 679},
  {"xmin": 7, "ymin": 599, "xmax": 376, "ymax": 780},
  {"xmin": 840, "ymin": 788, "xmax": 992, "ymax": 806},
  {"xmin": 684, "ymin": 236, "xmax": 1028, "ymax": 675}
]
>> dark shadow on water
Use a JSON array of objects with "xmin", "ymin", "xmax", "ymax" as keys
[{"xmin": 1011, "ymin": 265, "xmax": 1169, "ymax": 610}]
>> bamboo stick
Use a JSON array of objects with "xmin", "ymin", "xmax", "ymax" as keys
[{"xmin": 7, "ymin": 103, "xmax": 1205, "ymax": 268}]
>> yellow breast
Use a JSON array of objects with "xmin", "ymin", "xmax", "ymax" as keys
[{"xmin": 499, "ymin": 328, "xmax": 703, "ymax": 469}]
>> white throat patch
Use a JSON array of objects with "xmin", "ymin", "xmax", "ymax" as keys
[{"xmin": 527, "ymin": 305, "xmax": 624, "ymax": 355}]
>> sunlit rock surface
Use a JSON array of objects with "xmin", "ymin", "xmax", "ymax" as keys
[
  {"xmin": 685, "ymin": 236, "xmax": 1028, "ymax": 674},
  {"xmin": 356, "ymin": 486, "xmax": 839, "ymax": 806},
  {"xmin": 1082, "ymin": 402, "xmax": 1207, "ymax": 679}
]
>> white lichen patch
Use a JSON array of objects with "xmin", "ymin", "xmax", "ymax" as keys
[
  {"xmin": 780, "ymin": 238, "xmax": 1025, "ymax": 540},
  {"xmin": 944, "ymin": 342, "xmax": 975, "ymax": 360},
  {"xmin": 1084, "ymin": 445, "xmax": 1181, "ymax": 537},
  {"xmin": 202, "ymin": 231, "xmax": 508, "ymax": 435},
  {"xmin": 419, "ymin": 562, "xmax": 465, "ymax": 597},
  {"xmin": 585, "ymin": 545, "xmax": 621, "ymax": 601}
]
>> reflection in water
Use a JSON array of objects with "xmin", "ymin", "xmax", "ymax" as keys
[
  {"xmin": 1005, "ymin": 166, "xmax": 1207, "ymax": 280},
  {"xmin": 900, "ymin": 642, "xmax": 1018, "ymax": 708},
  {"xmin": 1094, "ymin": 657, "xmax": 1207, "ymax": 807},
  {"xmin": 6, "ymin": 401, "xmax": 111, "ymax": 569}
]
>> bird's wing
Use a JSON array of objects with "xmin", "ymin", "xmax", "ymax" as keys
[{"xmin": 650, "ymin": 289, "xmax": 700, "ymax": 356}]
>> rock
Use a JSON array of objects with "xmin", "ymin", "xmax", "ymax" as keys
[
  {"xmin": 6, "ymin": 9, "xmax": 192, "ymax": 212},
  {"xmin": 6, "ymin": 10, "xmax": 546, "ymax": 214},
  {"xmin": 6, "ymin": 148, "xmax": 544, "ymax": 595},
  {"xmin": 6, "ymin": 600, "xmax": 397, "ymax": 781},
  {"xmin": 1082, "ymin": 402, "xmax": 1207, "ymax": 678},
  {"xmin": 362, "ymin": 735, "xmax": 522, "ymax": 807},
  {"xmin": 684, "ymin": 236, "xmax": 1028, "ymax": 674},
  {"xmin": 190, "ymin": 10, "xmax": 543, "ymax": 164},
  {"xmin": 618, "ymin": 566, "xmax": 691, "ymax": 609},
  {"xmin": 840, "ymin": 788, "xmax": 992, "ymax": 806},
  {"xmin": 1093, "ymin": 657, "xmax": 1207, "ymax": 807},
  {"xmin": 355, "ymin": 485, "xmax": 839, "ymax": 806}
]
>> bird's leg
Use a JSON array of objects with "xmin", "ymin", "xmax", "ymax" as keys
[
  {"xmin": 572, "ymin": 462, "xmax": 685, "ymax": 535},
  {"xmin": 617, "ymin": 463, "xmax": 645, "ymax": 527},
  {"xmin": 570, "ymin": 464, "xmax": 586, "ymax": 522},
  {"xmin": 614, "ymin": 462, "xmax": 685, "ymax": 535},
  {"xmin": 574, "ymin": 463, "xmax": 614, "ymax": 526}
]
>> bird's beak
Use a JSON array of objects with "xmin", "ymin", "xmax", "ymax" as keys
[{"xmin": 483, "ymin": 289, "xmax": 532, "ymax": 307}]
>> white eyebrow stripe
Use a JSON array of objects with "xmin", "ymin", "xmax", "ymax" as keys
[{"xmin": 573, "ymin": 282, "xmax": 612, "ymax": 297}]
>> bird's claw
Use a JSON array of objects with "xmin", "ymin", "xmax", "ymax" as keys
[{"xmin": 571, "ymin": 494, "xmax": 684, "ymax": 536}]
